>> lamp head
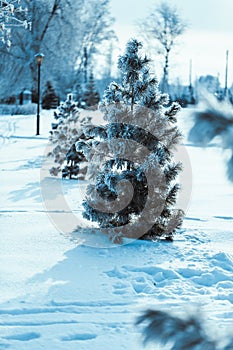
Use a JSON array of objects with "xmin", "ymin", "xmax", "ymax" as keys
[{"xmin": 35, "ymin": 53, "xmax": 44, "ymax": 65}]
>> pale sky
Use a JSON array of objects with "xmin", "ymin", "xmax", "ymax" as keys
[{"xmin": 109, "ymin": 0, "xmax": 233, "ymax": 86}]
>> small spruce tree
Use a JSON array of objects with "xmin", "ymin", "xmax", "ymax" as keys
[
  {"xmin": 42, "ymin": 81, "xmax": 59, "ymax": 109},
  {"xmin": 81, "ymin": 39, "xmax": 184, "ymax": 243},
  {"xmin": 48, "ymin": 94, "xmax": 92, "ymax": 179}
]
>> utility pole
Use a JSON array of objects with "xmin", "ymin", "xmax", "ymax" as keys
[
  {"xmin": 224, "ymin": 49, "xmax": 229, "ymax": 98},
  {"xmin": 188, "ymin": 59, "xmax": 194, "ymax": 103},
  {"xmin": 189, "ymin": 59, "xmax": 192, "ymax": 88}
]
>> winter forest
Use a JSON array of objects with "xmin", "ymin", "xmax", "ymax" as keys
[{"xmin": 1, "ymin": 1, "xmax": 233, "ymax": 349}]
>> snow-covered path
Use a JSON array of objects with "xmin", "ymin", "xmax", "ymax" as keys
[{"xmin": 0, "ymin": 110, "xmax": 233, "ymax": 349}]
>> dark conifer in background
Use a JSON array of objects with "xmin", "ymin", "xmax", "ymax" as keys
[
  {"xmin": 82, "ymin": 72, "xmax": 100, "ymax": 109},
  {"xmin": 42, "ymin": 81, "xmax": 60, "ymax": 109}
]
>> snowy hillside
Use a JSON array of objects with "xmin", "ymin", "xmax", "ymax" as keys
[{"xmin": 0, "ymin": 108, "xmax": 233, "ymax": 350}]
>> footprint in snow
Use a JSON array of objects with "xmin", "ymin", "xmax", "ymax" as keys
[
  {"xmin": 105, "ymin": 266, "xmax": 129, "ymax": 279},
  {"xmin": 4, "ymin": 332, "xmax": 40, "ymax": 341},
  {"xmin": 113, "ymin": 282, "xmax": 128, "ymax": 294},
  {"xmin": 132, "ymin": 277, "xmax": 155, "ymax": 294},
  {"xmin": 61, "ymin": 333, "xmax": 97, "ymax": 341}
]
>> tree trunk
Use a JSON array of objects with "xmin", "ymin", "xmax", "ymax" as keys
[
  {"xmin": 131, "ymin": 86, "xmax": 135, "ymax": 111},
  {"xmin": 162, "ymin": 49, "xmax": 170, "ymax": 93}
]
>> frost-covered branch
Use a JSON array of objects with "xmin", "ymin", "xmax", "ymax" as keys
[
  {"xmin": 137, "ymin": 309, "xmax": 233, "ymax": 350},
  {"xmin": 188, "ymin": 94, "xmax": 233, "ymax": 182}
]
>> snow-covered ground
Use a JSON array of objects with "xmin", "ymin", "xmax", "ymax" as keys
[{"xmin": 0, "ymin": 107, "xmax": 233, "ymax": 350}]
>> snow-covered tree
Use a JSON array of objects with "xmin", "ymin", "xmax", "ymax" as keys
[
  {"xmin": 188, "ymin": 95, "xmax": 233, "ymax": 182},
  {"xmin": 138, "ymin": 2, "xmax": 186, "ymax": 93},
  {"xmin": 72, "ymin": 0, "xmax": 115, "ymax": 87},
  {"xmin": 0, "ymin": 0, "xmax": 29, "ymax": 48},
  {"xmin": 42, "ymin": 81, "xmax": 59, "ymax": 110},
  {"xmin": 48, "ymin": 94, "xmax": 92, "ymax": 179},
  {"xmin": 81, "ymin": 39, "xmax": 184, "ymax": 243}
]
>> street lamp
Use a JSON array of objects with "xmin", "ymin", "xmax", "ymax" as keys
[{"xmin": 35, "ymin": 53, "xmax": 44, "ymax": 135}]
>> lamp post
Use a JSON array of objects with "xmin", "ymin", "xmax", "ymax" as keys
[{"xmin": 35, "ymin": 53, "xmax": 44, "ymax": 135}]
